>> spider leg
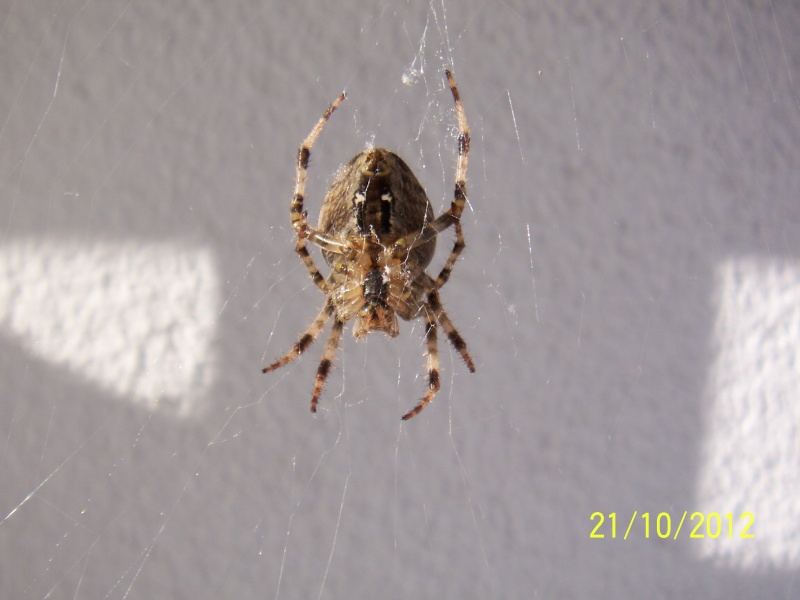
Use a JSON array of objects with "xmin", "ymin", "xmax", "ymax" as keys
[
  {"xmin": 402, "ymin": 70, "xmax": 470, "ymax": 289},
  {"xmin": 400, "ymin": 72, "xmax": 473, "ymax": 419},
  {"xmin": 304, "ymin": 226, "xmax": 352, "ymax": 255},
  {"xmin": 401, "ymin": 310, "xmax": 440, "ymax": 420},
  {"xmin": 435, "ymin": 70, "xmax": 470, "ymax": 287},
  {"xmin": 262, "ymin": 300, "xmax": 334, "ymax": 373},
  {"xmin": 428, "ymin": 290, "xmax": 475, "ymax": 372},
  {"xmin": 293, "ymin": 229, "xmax": 329, "ymax": 292},
  {"xmin": 311, "ymin": 318, "xmax": 345, "ymax": 413},
  {"xmin": 446, "ymin": 69, "xmax": 470, "ymax": 201},
  {"xmin": 291, "ymin": 91, "xmax": 346, "ymax": 291},
  {"xmin": 434, "ymin": 220, "xmax": 466, "ymax": 288}
]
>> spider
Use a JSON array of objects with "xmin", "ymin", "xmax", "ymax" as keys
[{"xmin": 263, "ymin": 70, "xmax": 475, "ymax": 420}]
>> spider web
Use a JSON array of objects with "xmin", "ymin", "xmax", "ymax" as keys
[{"xmin": 2, "ymin": 0, "xmax": 800, "ymax": 598}]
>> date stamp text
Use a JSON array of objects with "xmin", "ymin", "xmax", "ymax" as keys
[{"xmin": 590, "ymin": 511, "xmax": 755, "ymax": 540}]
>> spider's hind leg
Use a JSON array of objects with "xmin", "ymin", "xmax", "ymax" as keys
[
  {"xmin": 401, "ymin": 310, "xmax": 440, "ymax": 421},
  {"xmin": 262, "ymin": 298, "xmax": 345, "ymax": 414},
  {"xmin": 311, "ymin": 318, "xmax": 345, "ymax": 413},
  {"xmin": 262, "ymin": 300, "xmax": 334, "ymax": 374},
  {"xmin": 429, "ymin": 289, "xmax": 475, "ymax": 372}
]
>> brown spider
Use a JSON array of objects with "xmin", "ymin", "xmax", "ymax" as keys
[{"xmin": 263, "ymin": 70, "xmax": 475, "ymax": 420}]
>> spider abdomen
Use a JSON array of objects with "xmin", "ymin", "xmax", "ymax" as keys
[{"xmin": 319, "ymin": 148, "xmax": 436, "ymax": 271}]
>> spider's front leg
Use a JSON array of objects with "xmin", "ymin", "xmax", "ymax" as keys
[
  {"xmin": 292, "ymin": 211, "xmax": 328, "ymax": 292},
  {"xmin": 290, "ymin": 91, "xmax": 346, "ymax": 291},
  {"xmin": 400, "ymin": 70, "xmax": 470, "ymax": 289},
  {"xmin": 292, "ymin": 210, "xmax": 352, "ymax": 292}
]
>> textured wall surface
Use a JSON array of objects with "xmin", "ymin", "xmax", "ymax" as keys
[{"xmin": 2, "ymin": 1, "xmax": 799, "ymax": 598}]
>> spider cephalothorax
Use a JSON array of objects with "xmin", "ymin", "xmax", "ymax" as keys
[{"xmin": 263, "ymin": 71, "xmax": 475, "ymax": 420}]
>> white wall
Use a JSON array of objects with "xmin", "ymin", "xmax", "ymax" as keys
[{"xmin": 2, "ymin": 1, "xmax": 799, "ymax": 597}]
